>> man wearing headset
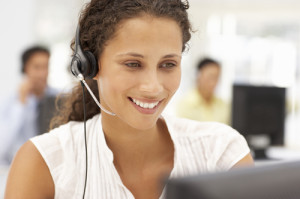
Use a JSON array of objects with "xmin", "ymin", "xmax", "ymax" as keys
[{"xmin": 0, "ymin": 45, "xmax": 58, "ymax": 166}]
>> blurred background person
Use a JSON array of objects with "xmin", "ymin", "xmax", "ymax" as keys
[
  {"xmin": 0, "ymin": 45, "xmax": 58, "ymax": 166},
  {"xmin": 176, "ymin": 57, "xmax": 230, "ymax": 124}
]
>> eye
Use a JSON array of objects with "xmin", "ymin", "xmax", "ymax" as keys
[
  {"xmin": 125, "ymin": 62, "xmax": 141, "ymax": 68},
  {"xmin": 160, "ymin": 62, "xmax": 177, "ymax": 68}
]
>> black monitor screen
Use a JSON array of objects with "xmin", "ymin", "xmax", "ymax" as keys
[
  {"xmin": 231, "ymin": 84, "xmax": 286, "ymax": 147},
  {"xmin": 165, "ymin": 161, "xmax": 300, "ymax": 199}
]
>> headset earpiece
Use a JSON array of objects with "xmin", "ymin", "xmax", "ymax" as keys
[
  {"xmin": 71, "ymin": 25, "xmax": 98, "ymax": 79},
  {"xmin": 83, "ymin": 51, "xmax": 98, "ymax": 79}
]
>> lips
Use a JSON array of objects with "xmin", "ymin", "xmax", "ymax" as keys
[{"xmin": 129, "ymin": 97, "xmax": 160, "ymax": 109}]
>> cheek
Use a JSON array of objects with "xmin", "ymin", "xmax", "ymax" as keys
[
  {"xmin": 98, "ymin": 77, "xmax": 115, "ymax": 100},
  {"xmin": 98, "ymin": 74, "xmax": 132, "ymax": 100},
  {"xmin": 164, "ymin": 69, "xmax": 181, "ymax": 94},
  {"xmin": 25, "ymin": 67, "xmax": 34, "ymax": 77}
]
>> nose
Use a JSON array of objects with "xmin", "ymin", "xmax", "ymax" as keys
[{"xmin": 138, "ymin": 69, "xmax": 163, "ymax": 95}]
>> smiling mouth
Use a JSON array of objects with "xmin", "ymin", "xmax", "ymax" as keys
[{"xmin": 129, "ymin": 97, "xmax": 160, "ymax": 109}]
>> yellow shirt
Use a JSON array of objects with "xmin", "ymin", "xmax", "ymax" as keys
[{"xmin": 176, "ymin": 89, "xmax": 230, "ymax": 124}]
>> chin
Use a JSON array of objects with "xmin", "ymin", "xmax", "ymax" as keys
[{"xmin": 126, "ymin": 116, "xmax": 159, "ymax": 131}]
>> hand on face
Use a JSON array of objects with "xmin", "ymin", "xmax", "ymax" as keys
[{"xmin": 18, "ymin": 78, "xmax": 34, "ymax": 104}]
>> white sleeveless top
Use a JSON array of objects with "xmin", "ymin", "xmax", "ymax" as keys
[{"xmin": 31, "ymin": 114, "xmax": 250, "ymax": 199}]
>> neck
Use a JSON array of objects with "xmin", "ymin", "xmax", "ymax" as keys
[
  {"xmin": 102, "ymin": 116, "xmax": 162, "ymax": 156},
  {"xmin": 198, "ymin": 87, "xmax": 213, "ymax": 104},
  {"xmin": 101, "ymin": 115, "xmax": 173, "ymax": 172}
]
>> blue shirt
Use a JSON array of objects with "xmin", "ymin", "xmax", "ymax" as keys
[{"xmin": 0, "ymin": 87, "xmax": 58, "ymax": 166}]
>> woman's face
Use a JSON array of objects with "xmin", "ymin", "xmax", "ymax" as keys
[{"xmin": 95, "ymin": 15, "xmax": 183, "ymax": 130}]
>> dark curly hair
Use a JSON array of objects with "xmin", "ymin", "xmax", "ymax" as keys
[{"xmin": 50, "ymin": 0, "xmax": 192, "ymax": 129}]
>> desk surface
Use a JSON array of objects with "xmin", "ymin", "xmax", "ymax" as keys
[
  {"xmin": 253, "ymin": 146, "xmax": 300, "ymax": 167},
  {"xmin": 267, "ymin": 146, "xmax": 300, "ymax": 159}
]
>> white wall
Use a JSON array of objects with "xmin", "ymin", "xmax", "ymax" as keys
[
  {"xmin": 0, "ymin": 0, "xmax": 37, "ymax": 97},
  {"xmin": 0, "ymin": 0, "xmax": 87, "ymax": 99}
]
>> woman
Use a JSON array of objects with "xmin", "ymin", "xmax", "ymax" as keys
[{"xmin": 5, "ymin": 0, "xmax": 253, "ymax": 198}]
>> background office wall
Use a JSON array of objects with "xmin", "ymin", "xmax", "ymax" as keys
[
  {"xmin": 186, "ymin": 0, "xmax": 300, "ymax": 97},
  {"xmin": 0, "ymin": 0, "xmax": 36, "ymax": 95},
  {"xmin": 0, "ymin": 0, "xmax": 86, "ymax": 98}
]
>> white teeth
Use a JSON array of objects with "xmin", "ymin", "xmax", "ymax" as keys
[{"xmin": 132, "ymin": 98, "xmax": 159, "ymax": 109}]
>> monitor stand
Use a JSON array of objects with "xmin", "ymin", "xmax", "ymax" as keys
[
  {"xmin": 253, "ymin": 148, "xmax": 268, "ymax": 160},
  {"xmin": 248, "ymin": 135, "xmax": 274, "ymax": 160},
  {"xmin": 253, "ymin": 148, "xmax": 281, "ymax": 161}
]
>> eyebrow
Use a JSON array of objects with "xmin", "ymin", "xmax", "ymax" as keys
[
  {"xmin": 116, "ymin": 52, "xmax": 181, "ymax": 59},
  {"xmin": 163, "ymin": 54, "xmax": 181, "ymax": 59},
  {"xmin": 117, "ymin": 52, "xmax": 144, "ymax": 58}
]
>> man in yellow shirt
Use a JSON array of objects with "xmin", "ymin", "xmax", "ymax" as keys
[{"xmin": 177, "ymin": 58, "xmax": 230, "ymax": 124}]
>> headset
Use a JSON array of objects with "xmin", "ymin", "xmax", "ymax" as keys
[
  {"xmin": 70, "ymin": 25, "xmax": 116, "ymax": 199},
  {"xmin": 70, "ymin": 25, "xmax": 116, "ymax": 116},
  {"xmin": 71, "ymin": 26, "xmax": 98, "ymax": 79}
]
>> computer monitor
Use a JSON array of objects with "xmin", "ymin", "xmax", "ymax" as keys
[
  {"xmin": 165, "ymin": 161, "xmax": 300, "ymax": 199},
  {"xmin": 231, "ymin": 84, "xmax": 286, "ymax": 159}
]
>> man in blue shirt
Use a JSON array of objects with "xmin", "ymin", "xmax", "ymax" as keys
[{"xmin": 0, "ymin": 46, "xmax": 58, "ymax": 166}]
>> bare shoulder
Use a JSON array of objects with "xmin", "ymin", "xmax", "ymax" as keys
[
  {"xmin": 5, "ymin": 140, "xmax": 54, "ymax": 199},
  {"xmin": 231, "ymin": 153, "xmax": 254, "ymax": 169}
]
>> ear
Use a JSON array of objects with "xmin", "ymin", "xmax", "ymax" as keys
[{"xmin": 93, "ymin": 60, "xmax": 101, "ymax": 80}]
